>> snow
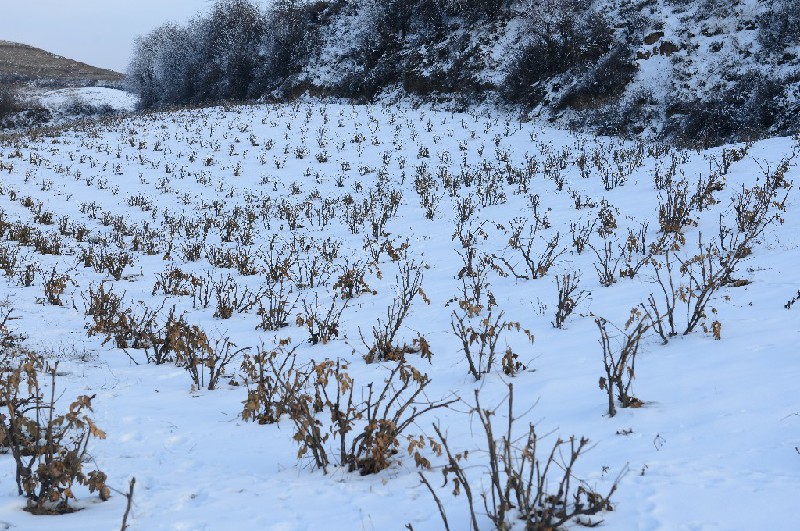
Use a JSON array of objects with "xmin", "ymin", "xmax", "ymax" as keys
[
  {"xmin": 31, "ymin": 86, "xmax": 139, "ymax": 113},
  {"xmin": 0, "ymin": 101, "xmax": 798, "ymax": 530}
]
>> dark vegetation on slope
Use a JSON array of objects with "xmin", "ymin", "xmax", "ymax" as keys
[
  {"xmin": 0, "ymin": 41, "xmax": 126, "ymax": 130},
  {"xmin": 126, "ymin": 0, "xmax": 799, "ymax": 147},
  {"xmin": 0, "ymin": 84, "xmax": 51, "ymax": 130}
]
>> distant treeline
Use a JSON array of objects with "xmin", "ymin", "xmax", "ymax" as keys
[
  {"xmin": 127, "ymin": 0, "xmax": 800, "ymax": 146},
  {"xmin": 127, "ymin": 0, "xmax": 625, "ymax": 107}
]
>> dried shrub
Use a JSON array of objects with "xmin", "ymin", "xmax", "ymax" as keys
[
  {"xmin": 32, "ymin": 231, "xmax": 63, "ymax": 256},
  {"xmin": 0, "ymin": 301, "xmax": 26, "ymax": 348},
  {"xmin": 453, "ymin": 234, "xmax": 493, "ymax": 310},
  {"xmin": 43, "ymin": 266, "xmax": 73, "ymax": 306},
  {"xmin": 644, "ymin": 245, "xmax": 680, "ymax": 343},
  {"xmin": 589, "ymin": 240, "xmax": 623, "ymax": 287},
  {"xmin": 595, "ymin": 309, "xmax": 651, "ymax": 417},
  {"xmin": 288, "ymin": 360, "xmax": 453, "ymax": 475},
  {"xmin": 212, "ymin": 273, "xmax": 261, "ymax": 319},
  {"xmin": 493, "ymin": 218, "xmax": 565, "ymax": 281},
  {"xmin": 451, "ymin": 296, "xmax": 533, "ymax": 380},
  {"xmin": 176, "ymin": 332, "xmax": 249, "ymax": 391},
  {"xmin": 85, "ymin": 282, "xmax": 133, "ymax": 349},
  {"xmin": 241, "ymin": 344, "xmax": 307, "ymax": 425},
  {"xmin": 647, "ymin": 155, "xmax": 790, "ymax": 340},
  {"xmin": 17, "ymin": 260, "xmax": 38, "ymax": 288},
  {"xmin": 362, "ymin": 260, "xmax": 429, "ymax": 363},
  {"xmin": 553, "ymin": 272, "xmax": 588, "ymax": 329},
  {"xmin": 296, "ymin": 294, "xmax": 349, "ymax": 345},
  {"xmin": 784, "ymin": 287, "xmax": 800, "ymax": 310},
  {"xmin": 676, "ymin": 234, "xmax": 732, "ymax": 336},
  {"xmin": 596, "ymin": 200, "xmax": 619, "ymax": 237},
  {"xmin": 7, "ymin": 222, "xmax": 34, "ymax": 245},
  {"xmin": 569, "ymin": 220, "xmax": 593, "ymax": 254},
  {"xmin": 333, "ymin": 259, "xmax": 376, "ymax": 299},
  {"xmin": 88, "ymin": 292, "xmax": 246, "ymax": 388},
  {"xmin": 82, "ymin": 246, "xmax": 133, "ymax": 281},
  {"xmin": 152, "ymin": 267, "xmax": 201, "ymax": 297},
  {"xmin": 0, "ymin": 352, "xmax": 109, "ymax": 514},
  {"xmin": 658, "ymin": 178, "xmax": 696, "ymax": 234},
  {"xmin": 257, "ymin": 263, "xmax": 298, "ymax": 331},
  {"xmin": 0, "ymin": 242, "xmax": 19, "ymax": 277},
  {"xmin": 691, "ymin": 169, "xmax": 726, "ymax": 212},
  {"xmin": 257, "ymin": 290, "xmax": 297, "ymax": 331},
  {"xmin": 619, "ymin": 223, "xmax": 651, "ymax": 279},
  {"xmin": 422, "ymin": 383, "xmax": 621, "ymax": 530},
  {"xmin": 140, "ymin": 307, "xmax": 197, "ymax": 366}
]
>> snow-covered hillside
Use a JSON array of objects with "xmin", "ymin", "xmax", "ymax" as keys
[
  {"xmin": 0, "ymin": 85, "xmax": 137, "ymax": 132},
  {"xmin": 126, "ymin": 0, "xmax": 800, "ymax": 145},
  {"xmin": 32, "ymin": 87, "xmax": 138, "ymax": 115},
  {"xmin": 0, "ymin": 102, "xmax": 798, "ymax": 530}
]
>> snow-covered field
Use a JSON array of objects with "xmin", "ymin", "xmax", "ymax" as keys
[{"xmin": 0, "ymin": 102, "xmax": 797, "ymax": 530}]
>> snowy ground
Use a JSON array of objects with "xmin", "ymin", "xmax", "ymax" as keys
[
  {"xmin": 30, "ymin": 86, "xmax": 138, "ymax": 114},
  {"xmin": 0, "ymin": 102, "xmax": 798, "ymax": 530}
]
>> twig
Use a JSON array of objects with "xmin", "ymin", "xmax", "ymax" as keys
[
  {"xmin": 121, "ymin": 477, "xmax": 135, "ymax": 531},
  {"xmin": 419, "ymin": 472, "xmax": 450, "ymax": 531}
]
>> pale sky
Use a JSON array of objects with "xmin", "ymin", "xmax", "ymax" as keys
[{"xmin": 0, "ymin": 1, "xmax": 214, "ymax": 72}]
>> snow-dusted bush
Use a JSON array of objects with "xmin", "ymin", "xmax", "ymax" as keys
[
  {"xmin": 0, "ymin": 85, "xmax": 50, "ymax": 130},
  {"xmin": 758, "ymin": 0, "xmax": 800, "ymax": 52},
  {"xmin": 663, "ymin": 71, "xmax": 792, "ymax": 147},
  {"xmin": 245, "ymin": 0, "xmax": 331, "ymax": 97},
  {"xmin": 503, "ymin": 0, "xmax": 616, "ymax": 105},
  {"xmin": 61, "ymin": 98, "xmax": 117, "ymax": 119},
  {"xmin": 0, "ymin": 84, "xmax": 19, "ymax": 119},
  {"xmin": 590, "ymin": 88, "xmax": 661, "ymax": 137},
  {"xmin": 126, "ymin": 22, "xmax": 196, "ymax": 109},
  {"xmin": 557, "ymin": 43, "xmax": 638, "ymax": 110},
  {"xmin": 127, "ymin": 0, "xmax": 329, "ymax": 107},
  {"xmin": 198, "ymin": 0, "xmax": 266, "ymax": 102}
]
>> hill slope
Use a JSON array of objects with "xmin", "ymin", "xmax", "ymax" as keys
[{"xmin": 0, "ymin": 40, "xmax": 122, "ymax": 87}]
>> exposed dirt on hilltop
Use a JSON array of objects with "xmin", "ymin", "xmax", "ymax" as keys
[{"xmin": 0, "ymin": 40, "xmax": 122, "ymax": 87}]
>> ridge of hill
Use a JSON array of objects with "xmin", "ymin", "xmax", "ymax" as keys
[{"xmin": 0, "ymin": 40, "xmax": 122, "ymax": 87}]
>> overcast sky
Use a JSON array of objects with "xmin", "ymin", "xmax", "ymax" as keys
[{"xmin": 0, "ymin": 1, "xmax": 213, "ymax": 72}]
